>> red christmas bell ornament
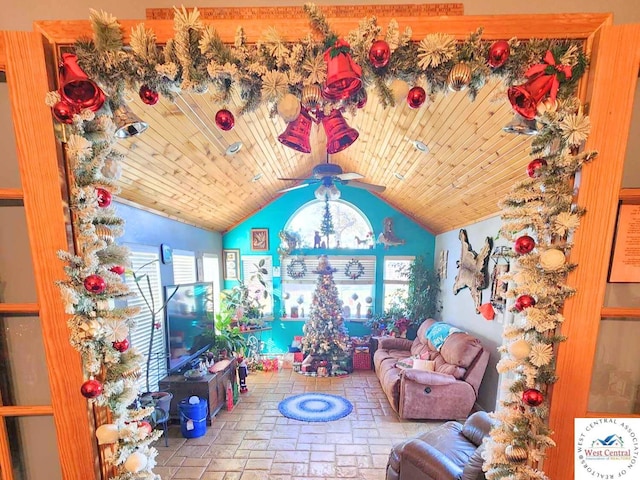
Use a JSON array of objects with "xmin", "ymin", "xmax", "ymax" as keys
[
  {"xmin": 322, "ymin": 109, "xmax": 359, "ymax": 154},
  {"xmin": 323, "ymin": 40, "xmax": 362, "ymax": 100},
  {"xmin": 96, "ymin": 188, "xmax": 112, "ymax": 208},
  {"xmin": 277, "ymin": 109, "xmax": 313, "ymax": 153},
  {"xmin": 368, "ymin": 40, "xmax": 391, "ymax": 69},
  {"xmin": 52, "ymin": 100, "xmax": 79, "ymax": 124},
  {"xmin": 508, "ymin": 72, "xmax": 556, "ymax": 120},
  {"xmin": 488, "ymin": 40, "xmax": 510, "ymax": 68},
  {"xmin": 58, "ymin": 53, "xmax": 105, "ymax": 112},
  {"xmin": 112, "ymin": 338, "xmax": 129, "ymax": 352},
  {"xmin": 522, "ymin": 388, "xmax": 544, "ymax": 407},
  {"xmin": 527, "ymin": 158, "xmax": 548, "ymax": 178},
  {"xmin": 514, "ymin": 295, "xmax": 536, "ymax": 312},
  {"xmin": 139, "ymin": 85, "xmax": 159, "ymax": 105},
  {"xmin": 109, "ymin": 265, "xmax": 126, "ymax": 275},
  {"xmin": 80, "ymin": 379, "xmax": 103, "ymax": 399},
  {"xmin": 514, "ymin": 235, "xmax": 535, "ymax": 255},
  {"xmin": 84, "ymin": 274, "xmax": 106, "ymax": 294},
  {"xmin": 215, "ymin": 109, "xmax": 235, "ymax": 131},
  {"xmin": 407, "ymin": 86, "xmax": 427, "ymax": 109}
]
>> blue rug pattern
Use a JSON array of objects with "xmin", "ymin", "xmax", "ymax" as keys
[{"xmin": 278, "ymin": 393, "xmax": 353, "ymax": 422}]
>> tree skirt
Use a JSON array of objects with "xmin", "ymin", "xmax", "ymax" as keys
[{"xmin": 278, "ymin": 393, "xmax": 353, "ymax": 422}]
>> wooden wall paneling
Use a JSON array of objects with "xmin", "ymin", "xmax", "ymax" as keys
[
  {"xmin": 3, "ymin": 31, "xmax": 97, "ymax": 479},
  {"xmin": 546, "ymin": 24, "xmax": 640, "ymax": 479},
  {"xmin": 0, "ymin": 417, "xmax": 13, "ymax": 480}
]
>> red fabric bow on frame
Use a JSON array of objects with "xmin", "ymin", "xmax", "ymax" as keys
[{"xmin": 524, "ymin": 50, "xmax": 572, "ymax": 103}]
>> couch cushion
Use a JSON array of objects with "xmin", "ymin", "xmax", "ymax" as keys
[
  {"xmin": 415, "ymin": 421, "xmax": 478, "ymax": 469},
  {"xmin": 441, "ymin": 333, "xmax": 483, "ymax": 368}
]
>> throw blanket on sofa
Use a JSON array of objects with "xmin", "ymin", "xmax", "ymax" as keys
[{"xmin": 425, "ymin": 322, "xmax": 464, "ymax": 351}]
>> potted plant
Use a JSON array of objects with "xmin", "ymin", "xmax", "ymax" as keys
[
  {"xmin": 403, "ymin": 255, "xmax": 442, "ymax": 335},
  {"xmin": 206, "ymin": 309, "xmax": 247, "ymax": 360}
]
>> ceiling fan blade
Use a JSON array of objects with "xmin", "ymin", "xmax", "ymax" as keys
[
  {"xmin": 278, "ymin": 177, "xmax": 310, "ymax": 181},
  {"xmin": 345, "ymin": 180, "xmax": 386, "ymax": 193},
  {"xmin": 277, "ymin": 183, "xmax": 312, "ymax": 193},
  {"xmin": 336, "ymin": 172, "xmax": 364, "ymax": 181}
]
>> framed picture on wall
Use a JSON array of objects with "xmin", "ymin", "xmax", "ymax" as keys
[
  {"xmin": 250, "ymin": 228, "xmax": 269, "ymax": 251},
  {"xmin": 223, "ymin": 249, "xmax": 240, "ymax": 280}
]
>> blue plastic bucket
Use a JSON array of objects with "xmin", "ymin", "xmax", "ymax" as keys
[{"xmin": 179, "ymin": 397, "xmax": 208, "ymax": 438}]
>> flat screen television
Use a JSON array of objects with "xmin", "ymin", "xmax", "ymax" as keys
[{"xmin": 164, "ymin": 282, "xmax": 215, "ymax": 374}]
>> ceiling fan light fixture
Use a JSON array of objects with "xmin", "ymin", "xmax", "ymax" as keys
[
  {"xmin": 314, "ymin": 182, "xmax": 341, "ymax": 201},
  {"xmin": 226, "ymin": 141, "xmax": 243, "ymax": 155},
  {"xmin": 503, "ymin": 113, "xmax": 539, "ymax": 136}
]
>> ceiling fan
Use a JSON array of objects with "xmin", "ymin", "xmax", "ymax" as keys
[{"xmin": 277, "ymin": 161, "xmax": 386, "ymax": 199}]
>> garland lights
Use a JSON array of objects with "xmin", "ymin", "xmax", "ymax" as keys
[{"xmin": 47, "ymin": 4, "xmax": 595, "ymax": 479}]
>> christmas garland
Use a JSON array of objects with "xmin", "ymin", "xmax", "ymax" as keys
[
  {"xmin": 45, "ymin": 5, "xmax": 595, "ymax": 479},
  {"xmin": 344, "ymin": 259, "xmax": 365, "ymax": 280},
  {"xmin": 286, "ymin": 258, "xmax": 307, "ymax": 279}
]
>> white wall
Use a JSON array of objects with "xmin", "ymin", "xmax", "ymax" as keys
[{"xmin": 435, "ymin": 216, "xmax": 510, "ymax": 411}]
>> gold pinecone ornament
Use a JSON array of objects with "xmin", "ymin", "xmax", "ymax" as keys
[{"xmin": 447, "ymin": 63, "xmax": 472, "ymax": 92}]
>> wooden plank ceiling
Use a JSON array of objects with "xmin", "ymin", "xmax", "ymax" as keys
[{"xmin": 116, "ymin": 77, "xmax": 531, "ymax": 234}]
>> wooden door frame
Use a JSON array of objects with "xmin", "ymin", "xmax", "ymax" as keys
[{"xmin": 4, "ymin": 8, "xmax": 630, "ymax": 478}]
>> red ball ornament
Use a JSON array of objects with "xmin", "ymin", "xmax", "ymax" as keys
[
  {"xmin": 139, "ymin": 85, "xmax": 159, "ymax": 106},
  {"xmin": 112, "ymin": 338, "xmax": 129, "ymax": 352},
  {"xmin": 96, "ymin": 188, "xmax": 112, "ymax": 208},
  {"xmin": 80, "ymin": 379, "xmax": 103, "ymax": 399},
  {"xmin": 514, "ymin": 295, "xmax": 536, "ymax": 312},
  {"xmin": 488, "ymin": 40, "xmax": 510, "ymax": 68},
  {"xmin": 526, "ymin": 158, "xmax": 548, "ymax": 178},
  {"xmin": 109, "ymin": 265, "xmax": 126, "ymax": 275},
  {"xmin": 407, "ymin": 86, "xmax": 427, "ymax": 109},
  {"xmin": 84, "ymin": 274, "xmax": 106, "ymax": 294},
  {"xmin": 215, "ymin": 109, "xmax": 235, "ymax": 131},
  {"xmin": 522, "ymin": 388, "xmax": 544, "ymax": 407},
  {"xmin": 138, "ymin": 421, "xmax": 153, "ymax": 435},
  {"xmin": 368, "ymin": 40, "xmax": 391, "ymax": 69},
  {"xmin": 514, "ymin": 235, "xmax": 536, "ymax": 255},
  {"xmin": 52, "ymin": 100, "xmax": 78, "ymax": 124}
]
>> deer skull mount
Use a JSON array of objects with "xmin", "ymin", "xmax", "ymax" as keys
[{"xmin": 453, "ymin": 229, "xmax": 493, "ymax": 313}]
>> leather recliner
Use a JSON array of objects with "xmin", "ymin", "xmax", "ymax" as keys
[{"xmin": 386, "ymin": 411, "xmax": 493, "ymax": 480}]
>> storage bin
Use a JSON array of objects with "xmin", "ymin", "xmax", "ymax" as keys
[{"xmin": 179, "ymin": 397, "xmax": 208, "ymax": 438}]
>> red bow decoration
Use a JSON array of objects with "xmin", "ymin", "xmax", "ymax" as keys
[{"xmin": 524, "ymin": 50, "xmax": 572, "ymax": 103}]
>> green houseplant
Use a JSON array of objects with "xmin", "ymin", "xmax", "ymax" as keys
[{"xmin": 404, "ymin": 255, "xmax": 442, "ymax": 326}]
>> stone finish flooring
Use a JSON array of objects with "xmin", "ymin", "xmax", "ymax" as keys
[{"xmin": 154, "ymin": 369, "xmax": 445, "ymax": 480}]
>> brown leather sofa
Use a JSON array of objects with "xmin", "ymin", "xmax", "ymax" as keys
[
  {"xmin": 373, "ymin": 319, "xmax": 489, "ymax": 419},
  {"xmin": 386, "ymin": 410, "xmax": 493, "ymax": 480}
]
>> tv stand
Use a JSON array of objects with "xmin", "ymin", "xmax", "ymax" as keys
[{"xmin": 159, "ymin": 357, "xmax": 237, "ymax": 425}]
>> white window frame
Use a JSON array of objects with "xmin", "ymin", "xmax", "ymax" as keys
[
  {"xmin": 172, "ymin": 249, "xmax": 196, "ymax": 285},
  {"xmin": 201, "ymin": 253, "xmax": 221, "ymax": 314},
  {"xmin": 383, "ymin": 256, "xmax": 415, "ymax": 311}
]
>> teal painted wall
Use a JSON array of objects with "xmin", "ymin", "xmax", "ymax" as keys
[{"xmin": 223, "ymin": 185, "xmax": 435, "ymax": 352}]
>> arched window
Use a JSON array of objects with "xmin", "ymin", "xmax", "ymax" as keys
[{"xmin": 284, "ymin": 199, "xmax": 374, "ymax": 249}]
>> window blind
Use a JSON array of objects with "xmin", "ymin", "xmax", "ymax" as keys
[
  {"xmin": 173, "ymin": 250, "xmax": 196, "ymax": 285},
  {"xmin": 281, "ymin": 255, "xmax": 376, "ymax": 284}
]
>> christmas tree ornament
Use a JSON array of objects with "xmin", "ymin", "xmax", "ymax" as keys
[
  {"xmin": 514, "ymin": 235, "xmax": 535, "ymax": 255},
  {"xmin": 508, "ymin": 50, "xmax": 572, "ymax": 120},
  {"xmin": 121, "ymin": 366, "xmax": 142, "ymax": 381},
  {"xmin": 278, "ymin": 109, "xmax": 313, "ymax": 153},
  {"xmin": 514, "ymin": 294, "xmax": 536, "ymax": 311},
  {"xmin": 84, "ymin": 274, "xmax": 106, "ymax": 294},
  {"xmin": 215, "ymin": 109, "xmax": 235, "ymax": 131},
  {"xmin": 112, "ymin": 338, "xmax": 129, "ymax": 352},
  {"xmin": 95, "ymin": 424, "xmax": 119, "ymax": 445},
  {"xmin": 540, "ymin": 248, "xmax": 566, "ymax": 271},
  {"xmin": 322, "ymin": 39, "xmax": 362, "ymax": 100},
  {"xmin": 368, "ymin": 40, "xmax": 391, "ymax": 68},
  {"xmin": 101, "ymin": 157, "xmax": 122, "ymax": 180},
  {"xmin": 58, "ymin": 53, "xmax": 105, "ymax": 112},
  {"xmin": 407, "ymin": 86, "xmax": 427, "ymax": 109},
  {"xmin": 508, "ymin": 339, "xmax": 531, "ymax": 360},
  {"xmin": 96, "ymin": 187, "xmax": 112, "ymax": 208},
  {"xmin": 487, "ymin": 40, "xmax": 510, "ymax": 68},
  {"xmin": 52, "ymin": 100, "xmax": 78, "ymax": 124},
  {"xmin": 522, "ymin": 388, "xmax": 544, "ymax": 406},
  {"xmin": 301, "ymin": 85, "xmax": 322, "ymax": 111},
  {"xmin": 109, "ymin": 265, "xmax": 126, "ymax": 275},
  {"xmin": 95, "ymin": 224, "xmax": 114, "ymax": 243},
  {"xmin": 277, "ymin": 93, "xmax": 302, "ymax": 123},
  {"xmin": 124, "ymin": 451, "xmax": 148, "ymax": 473},
  {"xmin": 137, "ymin": 421, "xmax": 153, "ymax": 435},
  {"xmin": 113, "ymin": 105, "xmax": 149, "ymax": 138},
  {"xmin": 322, "ymin": 109, "xmax": 359, "ymax": 154},
  {"xmin": 139, "ymin": 85, "xmax": 159, "ymax": 105},
  {"xmin": 526, "ymin": 158, "xmax": 547, "ymax": 178},
  {"xmin": 536, "ymin": 97, "xmax": 558, "ymax": 116},
  {"xmin": 355, "ymin": 89, "xmax": 367, "ymax": 109},
  {"xmin": 505, "ymin": 444, "xmax": 528, "ymax": 463},
  {"xmin": 351, "ymin": 293, "xmax": 359, "ymax": 301},
  {"xmin": 80, "ymin": 379, "xmax": 103, "ymax": 399},
  {"xmin": 390, "ymin": 79, "xmax": 410, "ymax": 105},
  {"xmin": 447, "ymin": 63, "xmax": 472, "ymax": 91}
]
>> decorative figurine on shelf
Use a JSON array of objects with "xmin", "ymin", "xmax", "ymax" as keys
[
  {"xmin": 377, "ymin": 217, "xmax": 405, "ymax": 248},
  {"xmin": 314, "ymin": 231, "xmax": 321, "ymax": 248},
  {"xmin": 238, "ymin": 357, "xmax": 248, "ymax": 393}
]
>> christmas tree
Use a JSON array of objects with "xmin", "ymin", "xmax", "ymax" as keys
[
  {"xmin": 319, "ymin": 198, "xmax": 335, "ymax": 248},
  {"xmin": 301, "ymin": 255, "xmax": 349, "ymax": 361}
]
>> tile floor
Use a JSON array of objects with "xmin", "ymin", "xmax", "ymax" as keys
[{"xmin": 154, "ymin": 369, "xmax": 445, "ymax": 480}]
